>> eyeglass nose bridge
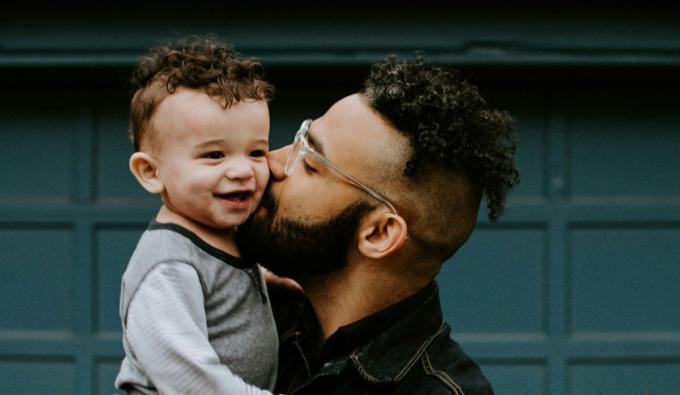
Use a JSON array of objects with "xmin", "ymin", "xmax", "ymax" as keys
[
  {"xmin": 284, "ymin": 119, "xmax": 313, "ymax": 177},
  {"xmin": 284, "ymin": 139, "xmax": 304, "ymax": 177}
]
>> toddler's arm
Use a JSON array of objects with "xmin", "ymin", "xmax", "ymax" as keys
[{"xmin": 124, "ymin": 262, "xmax": 274, "ymax": 395}]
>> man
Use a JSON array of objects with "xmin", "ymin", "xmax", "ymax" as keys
[{"xmin": 237, "ymin": 55, "xmax": 519, "ymax": 395}]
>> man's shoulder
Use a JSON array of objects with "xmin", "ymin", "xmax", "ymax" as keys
[{"xmin": 407, "ymin": 328, "xmax": 494, "ymax": 395}]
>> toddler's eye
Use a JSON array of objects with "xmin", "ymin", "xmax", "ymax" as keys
[
  {"xmin": 205, "ymin": 151, "xmax": 224, "ymax": 159},
  {"xmin": 250, "ymin": 150, "xmax": 267, "ymax": 158}
]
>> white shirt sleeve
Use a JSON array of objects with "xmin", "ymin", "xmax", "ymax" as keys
[{"xmin": 124, "ymin": 262, "xmax": 274, "ymax": 395}]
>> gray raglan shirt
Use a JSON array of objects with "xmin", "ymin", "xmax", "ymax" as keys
[{"xmin": 115, "ymin": 221, "xmax": 278, "ymax": 395}]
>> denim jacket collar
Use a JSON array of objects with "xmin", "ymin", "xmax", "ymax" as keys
[{"xmin": 346, "ymin": 282, "xmax": 445, "ymax": 383}]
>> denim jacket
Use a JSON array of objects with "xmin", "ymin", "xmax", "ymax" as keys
[{"xmin": 272, "ymin": 282, "xmax": 494, "ymax": 395}]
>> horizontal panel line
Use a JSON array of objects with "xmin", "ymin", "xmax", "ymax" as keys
[
  {"xmin": 569, "ymin": 332, "xmax": 680, "ymax": 342},
  {"xmin": 476, "ymin": 357, "xmax": 548, "ymax": 366},
  {"xmin": 3, "ymin": 202, "xmax": 680, "ymax": 224},
  {"xmin": 456, "ymin": 332, "xmax": 680, "ymax": 344},
  {"xmin": 0, "ymin": 206, "xmax": 157, "ymax": 223},
  {"xmin": 457, "ymin": 333, "xmax": 549, "ymax": 343},
  {"xmin": 2, "ymin": 50, "xmax": 680, "ymax": 67},
  {"xmin": 567, "ymin": 356, "xmax": 680, "ymax": 364},
  {"xmin": 0, "ymin": 336, "xmax": 123, "ymax": 358},
  {"xmin": 458, "ymin": 337, "xmax": 680, "ymax": 360},
  {"xmin": 0, "ymin": 330, "xmax": 75, "ymax": 342},
  {"xmin": 2, "ymin": 337, "xmax": 678, "ymax": 360},
  {"xmin": 485, "ymin": 204, "xmax": 680, "ymax": 224},
  {"xmin": 568, "ymin": 196, "xmax": 680, "ymax": 205},
  {"xmin": 566, "ymin": 333, "xmax": 680, "ymax": 358},
  {"xmin": 0, "ymin": 354, "xmax": 76, "ymax": 363}
]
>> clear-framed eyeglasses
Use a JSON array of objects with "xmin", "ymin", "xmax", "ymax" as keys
[{"xmin": 285, "ymin": 119, "xmax": 399, "ymax": 215}]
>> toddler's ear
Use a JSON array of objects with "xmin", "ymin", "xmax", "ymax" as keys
[{"xmin": 129, "ymin": 152, "xmax": 164, "ymax": 194}]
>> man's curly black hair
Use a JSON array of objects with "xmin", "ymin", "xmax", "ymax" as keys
[
  {"xmin": 362, "ymin": 55, "xmax": 519, "ymax": 220},
  {"xmin": 129, "ymin": 35, "xmax": 274, "ymax": 151}
]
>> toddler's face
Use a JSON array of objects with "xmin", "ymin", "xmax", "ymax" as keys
[{"xmin": 151, "ymin": 89, "xmax": 270, "ymax": 229}]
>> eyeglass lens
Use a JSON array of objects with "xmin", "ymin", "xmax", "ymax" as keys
[{"xmin": 285, "ymin": 124, "xmax": 307, "ymax": 176}]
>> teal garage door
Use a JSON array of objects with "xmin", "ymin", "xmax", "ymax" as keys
[
  {"xmin": 439, "ymin": 68, "xmax": 680, "ymax": 394},
  {"xmin": 1, "ymin": 8, "xmax": 680, "ymax": 394},
  {"xmin": 2, "ymin": 64, "xmax": 678, "ymax": 395}
]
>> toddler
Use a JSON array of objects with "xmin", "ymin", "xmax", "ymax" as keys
[{"xmin": 115, "ymin": 36, "xmax": 277, "ymax": 395}]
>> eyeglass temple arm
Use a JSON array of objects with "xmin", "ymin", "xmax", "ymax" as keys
[{"xmin": 305, "ymin": 147, "xmax": 399, "ymax": 215}]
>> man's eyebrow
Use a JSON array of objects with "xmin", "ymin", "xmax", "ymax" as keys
[{"xmin": 307, "ymin": 123, "xmax": 325, "ymax": 155}]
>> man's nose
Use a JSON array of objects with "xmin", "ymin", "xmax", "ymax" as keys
[
  {"xmin": 267, "ymin": 145, "xmax": 290, "ymax": 181},
  {"xmin": 225, "ymin": 158, "xmax": 255, "ymax": 180}
]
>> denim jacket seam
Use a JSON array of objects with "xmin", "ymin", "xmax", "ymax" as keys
[
  {"xmin": 421, "ymin": 349, "xmax": 465, "ymax": 395},
  {"xmin": 350, "ymin": 320, "xmax": 447, "ymax": 383},
  {"xmin": 293, "ymin": 340, "xmax": 312, "ymax": 377}
]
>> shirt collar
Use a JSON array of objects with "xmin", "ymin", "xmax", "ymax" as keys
[
  {"xmin": 320, "ymin": 281, "xmax": 438, "ymax": 364},
  {"xmin": 347, "ymin": 281, "xmax": 445, "ymax": 382},
  {"xmin": 276, "ymin": 281, "xmax": 445, "ymax": 384}
]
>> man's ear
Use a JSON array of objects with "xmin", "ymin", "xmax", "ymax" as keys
[
  {"xmin": 357, "ymin": 211, "xmax": 409, "ymax": 259},
  {"xmin": 129, "ymin": 152, "xmax": 164, "ymax": 194}
]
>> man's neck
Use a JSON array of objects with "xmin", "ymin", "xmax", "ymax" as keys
[{"xmin": 299, "ymin": 264, "xmax": 429, "ymax": 342}]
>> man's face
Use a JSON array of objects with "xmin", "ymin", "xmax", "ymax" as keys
[
  {"xmin": 237, "ymin": 94, "xmax": 409, "ymax": 279},
  {"xmin": 151, "ymin": 89, "xmax": 270, "ymax": 230}
]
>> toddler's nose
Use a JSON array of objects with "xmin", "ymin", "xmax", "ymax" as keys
[{"xmin": 225, "ymin": 160, "xmax": 255, "ymax": 180}]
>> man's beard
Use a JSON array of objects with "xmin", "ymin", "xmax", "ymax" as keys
[{"xmin": 236, "ymin": 189, "xmax": 372, "ymax": 280}]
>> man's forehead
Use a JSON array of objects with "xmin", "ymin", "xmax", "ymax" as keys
[
  {"xmin": 308, "ymin": 94, "xmax": 410, "ymax": 173},
  {"xmin": 310, "ymin": 95, "xmax": 382, "ymax": 148}
]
